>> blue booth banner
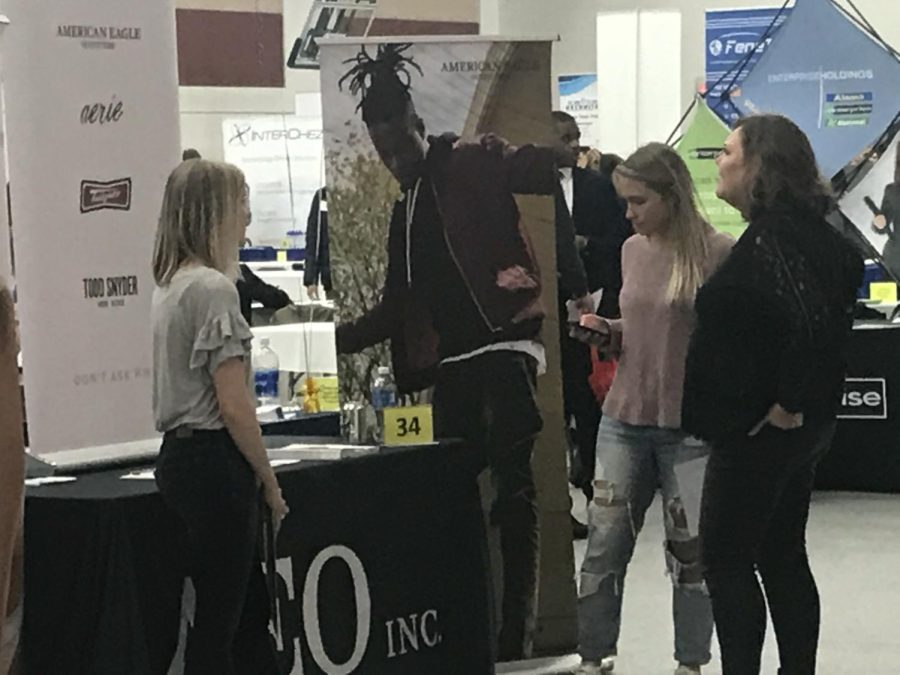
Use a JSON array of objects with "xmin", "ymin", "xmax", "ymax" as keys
[
  {"xmin": 705, "ymin": 6, "xmax": 792, "ymax": 125},
  {"xmin": 730, "ymin": 0, "xmax": 900, "ymax": 179}
]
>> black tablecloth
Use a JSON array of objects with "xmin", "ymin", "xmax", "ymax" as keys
[
  {"xmin": 261, "ymin": 412, "xmax": 340, "ymax": 437},
  {"xmin": 817, "ymin": 323, "xmax": 900, "ymax": 492},
  {"xmin": 24, "ymin": 441, "xmax": 494, "ymax": 674}
]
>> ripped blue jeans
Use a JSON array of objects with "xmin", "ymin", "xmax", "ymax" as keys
[{"xmin": 578, "ymin": 417, "xmax": 714, "ymax": 666}]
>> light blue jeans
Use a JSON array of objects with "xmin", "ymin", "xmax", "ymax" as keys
[{"xmin": 577, "ymin": 417, "xmax": 714, "ymax": 666}]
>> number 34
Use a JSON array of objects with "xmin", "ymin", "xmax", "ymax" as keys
[{"xmin": 396, "ymin": 417, "xmax": 421, "ymax": 437}]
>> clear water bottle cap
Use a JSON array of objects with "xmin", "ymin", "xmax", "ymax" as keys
[
  {"xmin": 260, "ymin": 337, "xmax": 270, "ymax": 348},
  {"xmin": 377, "ymin": 366, "xmax": 390, "ymax": 375}
]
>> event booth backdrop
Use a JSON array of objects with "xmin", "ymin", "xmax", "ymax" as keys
[
  {"xmin": 318, "ymin": 37, "xmax": 557, "ymax": 405},
  {"xmin": 704, "ymin": 5, "xmax": 791, "ymax": 125},
  {"xmin": 730, "ymin": 0, "xmax": 900, "ymax": 179},
  {"xmin": 676, "ymin": 98, "xmax": 745, "ymax": 238},
  {"xmin": 222, "ymin": 104, "xmax": 325, "ymax": 250},
  {"xmin": 2, "ymin": 0, "xmax": 181, "ymax": 456},
  {"xmin": 839, "ymin": 122, "xmax": 900, "ymax": 279},
  {"xmin": 318, "ymin": 36, "xmax": 579, "ymax": 650}
]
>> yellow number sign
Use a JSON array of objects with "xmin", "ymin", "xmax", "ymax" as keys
[{"xmin": 383, "ymin": 405, "xmax": 435, "ymax": 446}]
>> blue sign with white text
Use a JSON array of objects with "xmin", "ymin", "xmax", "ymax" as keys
[
  {"xmin": 730, "ymin": 0, "xmax": 900, "ymax": 178},
  {"xmin": 705, "ymin": 7, "xmax": 792, "ymax": 124}
]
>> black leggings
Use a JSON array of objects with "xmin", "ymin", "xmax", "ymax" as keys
[
  {"xmin": 700, "ymin": 422, "xmax": 835, "ymax": 675},
  {"xmin": 155, "ymin": 430, "xmax": 279, "ymax": 675}
]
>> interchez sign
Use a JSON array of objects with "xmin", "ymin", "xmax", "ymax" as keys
[{"xmin": 837, "ymin": 378, "xmax": 887, "ymax": 420}]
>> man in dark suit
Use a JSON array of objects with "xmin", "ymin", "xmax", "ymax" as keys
[{"xmin": 553, "ymin": 111, "xmax": 631, "ymax": 529}]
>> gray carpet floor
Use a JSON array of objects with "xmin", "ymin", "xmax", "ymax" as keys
[{"xmin": 502, "ymin": 490, "xmax": 900, "ymax": 674}]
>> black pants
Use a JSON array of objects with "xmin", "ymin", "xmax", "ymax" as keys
[
  {"xmin": 700, "ymin": 422, "xmax": 836, "ymax": 675},
  {"xmin": 433, "ymin": 351, "xmax": 542, "ymax": 662},
  {"xmin": 155, "ymin": 430, "xmax": 279, "ymax": 675},
  {"xmin": 560, "ymin": 331, "xmax": 601, "ymax": 500}
]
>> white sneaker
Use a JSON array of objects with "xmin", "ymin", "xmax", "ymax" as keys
[
  {"xmin": 674, "ymin": 665, "xmax": 701, "ymax": 675},
  {"xmin": 574, "ymin": 657, "xmax": 615, "ymax": 674}
]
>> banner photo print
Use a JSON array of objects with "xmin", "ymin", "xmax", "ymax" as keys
[
  {"xmin": 3, "ymin": 0, "xmax": 181, "ymax": 454},
  {"xmin": 222, "ymin": 111, "xmax": 324, "ymax": 250},
  {"xmin": 840, "ymin": 125, "xmax": 900, "ymax": 277},
  {"xmin": 730, "ymin": 0, "xmax": 900, "ymax": 178},
  {"xmin": 704, "ymin": 6, "xmax": 791, "ymax": 124},
  {"xmin": 317, "ymin": 37, "xmax": 578, "ymax": 664},
  {"xmin": 318, "ymin": 37, "xmax": 557, "ymax": 404},
  {"xmin": 676, "ymin": 98, "xmax": 746, "ymax": 238},
  {"xmin": 558, "ymin": 74, "xmax": 601, "ymax": 150}
]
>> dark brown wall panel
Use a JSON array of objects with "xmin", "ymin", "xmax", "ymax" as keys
[{"xmin": 177, "ymin": 9, "xmax": 284, "ymax": 87}]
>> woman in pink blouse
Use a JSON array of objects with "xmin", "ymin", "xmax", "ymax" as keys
[{"xmin": 572, "ymin": 143, "xmax": 733, "ymax": 675}]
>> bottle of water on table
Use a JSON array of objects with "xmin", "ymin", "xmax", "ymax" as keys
[
  {"xmin": 253, "ymin": 337, "xmax": 280, "ymax": 407},
  {"xmin": 371, "ymin": 366, "xmax": 398, "ymax": 442}
]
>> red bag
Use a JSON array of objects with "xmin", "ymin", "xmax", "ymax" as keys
[{"xmin": 588, "ymin": 346, "xmax": 617, "ymax": 406}]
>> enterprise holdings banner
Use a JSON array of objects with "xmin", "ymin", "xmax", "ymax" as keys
[
  {"xmin": 3, "ymin": 0, "xmax": 181, "ymax": 454},
  {"xmin": 730, "ymin": 0, "xmax": 900, "ymax": 178}
]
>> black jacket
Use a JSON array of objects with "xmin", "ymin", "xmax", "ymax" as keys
[
  {"xmin": 565, "ymin": 167, "xmax": 631, "ymax": 317},
  {"xmin": 304, "ymin": 188, "xmax": 331, "ymax": 291},
  {"xmin": 237, "ymin": 264, "xmax": 292, "ymax": 325},
  {"xmin": 553, "ymin": 180, "xmax": 589, "ymax": 301},
  {"xmin": 683, "ymin": 200, "xmax": 863, "ymax": 442}
]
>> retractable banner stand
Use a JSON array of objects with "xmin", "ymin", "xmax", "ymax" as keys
[
  {"xmin": 705, "ymin": 6, "xmax": 792, "ymax": 125},
  {"xmin": 3, "ymin": 1, "xmax": 180, "ymax": 455},
  {"xmin": 317, "ymin": 36, "xmax": 577, "ymax": 662},
  {"xmin": 840, "ymin": 127, "xmax": 900, "ymax": 277},
  {"xmin": 318, "ymin": 38, "xmax": 558, "ymax": 405},
  {"xmin": 222, "ymin": 112, "xmax": 324, "ymax": 250},
  {"xmin": 730, "ymin": 0, "xmax": 900, "ymax": 179},
  {"xmin": 558, "ymin": 74, "xmax": 601, "ymax": 149},
  {"xmin": 676, "ymin": 98, "xmax": 746, "ymax": 238}
]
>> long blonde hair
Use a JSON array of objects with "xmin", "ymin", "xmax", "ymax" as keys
[
  {"xmin": 614, "ymin": 143, "xmax": 710, "ymax": 303},
  {"xmin": 152, "ymin": 159, "xmax": 247, "ymax": 285}
]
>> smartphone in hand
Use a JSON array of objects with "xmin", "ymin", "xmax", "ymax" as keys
[{"xmin": 570, "ymin": 314, "xmax": 612, "ymax": 348}]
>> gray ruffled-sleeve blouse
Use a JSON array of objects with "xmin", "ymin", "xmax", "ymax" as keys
[{"xmin": 152, "ymin": 265, "xmax": 253, "ymax": 433}]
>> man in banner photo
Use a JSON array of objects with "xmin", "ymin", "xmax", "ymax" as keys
[{"xmin": 334, "ymin": 43, "xmax": 563, "ymax": 661}]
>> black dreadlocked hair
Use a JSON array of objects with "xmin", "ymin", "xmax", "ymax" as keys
[{"xmin": 338, "ymin": 43, "xmax": 423, "ymax": 126}]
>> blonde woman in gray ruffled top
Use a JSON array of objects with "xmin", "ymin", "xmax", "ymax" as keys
[{"xmin": 151, "ymin": 159, "xmax": 287, "ymax": 675}]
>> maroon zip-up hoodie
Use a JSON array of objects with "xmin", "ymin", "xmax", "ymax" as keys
[{"xmin": 336, "ymin": 133, "xmax": 557, "ymax": 393}]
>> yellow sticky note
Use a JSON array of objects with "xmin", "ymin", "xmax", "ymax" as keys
[
  {"xmin": 383, "ymin": 405, "xmax": 435, "ymax": 446},
  {"xmin": 870, "ymin": 281, "xmax": 897, "ymax": 304}
]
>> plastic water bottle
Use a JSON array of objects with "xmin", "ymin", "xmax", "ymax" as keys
[
  {"xmin": 253, "ymin": 338, "xmax": 280, "ymax": 407},
  {"xmin": 371, "ymin": 366, "xmax": 398, "ymax": 441}
]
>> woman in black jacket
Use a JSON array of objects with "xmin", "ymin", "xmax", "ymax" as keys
[{"xmin": 682, "ymin": 114, "xmax": 863, "ymax": 675}]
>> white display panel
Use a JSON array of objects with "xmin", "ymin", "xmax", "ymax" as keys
[
  {"xmin": 596, "ymin": 8, "xmax": 682, "ymax": 156},
  {"xmin": 3, "ymin": 1, "xmax": 181, "ymax": 454}
]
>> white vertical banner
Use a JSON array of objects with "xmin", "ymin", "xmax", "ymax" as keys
[
  {"xmin": 596, "ymin": 11, "xmax": 639, "ymax": 157},
  {"xmin": 3, "ymin": 1, "xmax": 180, "ymax": 454},
  {"xmin": 222, "ymin": 112, "xmax": 324, "ymax": 250}
]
